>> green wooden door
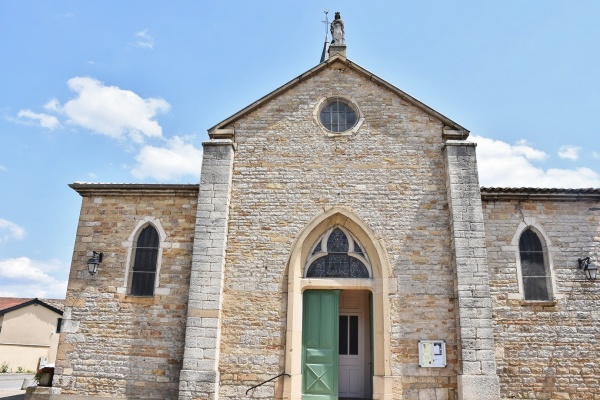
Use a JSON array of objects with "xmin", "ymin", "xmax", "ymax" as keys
[{"xmin": 302, "ymin": 290, "xmax": 340, "ymax": 400}]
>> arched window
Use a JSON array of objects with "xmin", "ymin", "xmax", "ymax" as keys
[
  {"xmin": 519, "ymin": 228, "xmax": 552, "ymax": 301},
  {"xmin": 129, "ymin": 225, "xmax": 159, "ymax": 296},
  {"xmin": 305, "ymin": 227, "xmax": 370, "ymax": 278}
]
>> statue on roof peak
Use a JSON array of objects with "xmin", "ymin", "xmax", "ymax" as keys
[{"xmin": 330, "ymin": 11, "xmax": 345, "ymax": 45}]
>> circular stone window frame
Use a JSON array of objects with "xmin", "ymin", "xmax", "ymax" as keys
[{"xmin": 313, "ymin": 96, "xmax": 365, "ymax": 137}]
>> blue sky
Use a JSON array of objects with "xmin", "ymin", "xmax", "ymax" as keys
[{"xmin": 1, "ymin": 1, "xmax": 599, "ymax": 299}]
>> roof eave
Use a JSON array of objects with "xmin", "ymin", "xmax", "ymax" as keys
[
  {"xmin": 481, "ymin": 187, "xmax": 600, "ymax": 201},
  {"xmin": 69, "ymin": 183, "xmax": 199, "ymax": 197}
]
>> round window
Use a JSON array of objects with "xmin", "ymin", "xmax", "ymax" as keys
[{"xmin": 319, "ymin": 98, "xmax": 357, "ymax": 133}]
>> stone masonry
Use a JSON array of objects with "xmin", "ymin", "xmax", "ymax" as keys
[
  {"xmin": 52, "ymin": 184, "xmax": 198, "ymax": 399},
  {"xmin": 444, "ymin": 142, "xmax": 501, "ymax": 399},
  {"xmin": 179, "ymin": 138, "xmax": 235, "ymax": 400},
  {"xmin": 483, "ymin": 190, "xmax": 600, "ymax": 399},
  {"xmin": 212, "ymin": 60, "xmax": 466, "ymax": 399}
]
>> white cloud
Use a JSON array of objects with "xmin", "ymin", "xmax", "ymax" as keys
[
  {"xmin": 0, "ymin": 257, "xmax": 69, "ymax": 299},
  {"xmin": 0, "ymin": 257, "xmax": 67, "ymax": 299},
  {"xmin": 52, "ymin": 77, "xmax": 170, "ymax": 143},
  {"xmin": 131, "ymin": 136, "xmax": 202, "ymax": 181},
  {"xmin": 513, "ymin": 140, "xmax": 547, "ymax": 161},
  {"xmin": 16, "ymin": 109, "xmax": 61, "ymax": 130},
  {"xmin": 593, "ymin": 151, "xmax": 600, "ymax": 160},
  {"xmin": 132, "ymin": 29, "xmax": 154, "ymax": 49},
  {"xmin": 0, "ymin": 165, "xmax": 7, "ymax": 172},
  {"xmin": 0, "ymin": 218, "xmax": 26, "ymax": 243},
  {"xmin": 472, "ymin": 135, "xmax": 600, "ymax": 188},
  {"xmin": 558, "ymin": 145, "xmax": 581, "ymax": 161},
  {"xmin": 44, "ymin": 98, "xmax": 61, "ymax": 112}
]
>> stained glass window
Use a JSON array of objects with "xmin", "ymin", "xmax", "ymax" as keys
[
  {"xmin": 519, "ymin": 228, "xmax": 552, "ymax": 301},
  {"xmin": 328, "ymin": 228, "xmax": 349, "ymax": 252},
  {"xmin": 312, "ymin": 242, "xmax": 322, "ymax": 255},
  {"xmin": 354, "ymin": 242, "xmax": 364, "ymax": 257},
  {"xmin": 306, "ymin": 228, "xmax": 370, "ymax": 278}
]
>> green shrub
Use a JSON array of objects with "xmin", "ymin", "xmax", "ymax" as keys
[
  {"xmin": 16, "ymin": 366, "xmax": 24, "ymax": 373},
  {"xmin": 0, "ymin": 362, "xmax": 9, "ymax": 373}
]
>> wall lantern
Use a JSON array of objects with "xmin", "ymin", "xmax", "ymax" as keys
[
  {"xmin": 87, "ymin": 251, "xmax": 103, "ymax": 275},
  {"xmin": 578, "ymin": 257, "xmax": 597, "ymax": 280}
]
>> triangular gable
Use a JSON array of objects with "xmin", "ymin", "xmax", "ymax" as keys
[
  {"xmin": 0, "ymin": 297, "xmax": 64, "ymax": 315},
  {"xmin": 208, "ymin": 54, "xmax": 469, "ymax": 140}
]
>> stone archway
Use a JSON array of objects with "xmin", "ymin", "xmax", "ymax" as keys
[{"xmin": 282, "ymin": 206, "xmax": 393, "ymax": 399}]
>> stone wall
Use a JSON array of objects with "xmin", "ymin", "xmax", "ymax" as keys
[
  {"xmin": 483, "ymin": 193, "xmax": 600, "ymax": 399},
  {"xmin": 53, "ymin": 185, "xmax": 198, "ymax": 399},
  {"xmin": 217, "ymin": 64, "xmax": 460, "ymax": 399}
]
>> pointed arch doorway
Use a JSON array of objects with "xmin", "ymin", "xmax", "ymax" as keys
[{"xmin": 283, "ymin": 208, "xmax": 392, "ymax": 400}]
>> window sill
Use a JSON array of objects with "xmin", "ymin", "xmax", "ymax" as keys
[
  {"xmin": 116, "ymin": 287, "xmax": 170, "ymax": 295},
  {"xmin": 118, "ymin": 295, "xmax": 157, "ymax": 305},
  {"xmin": 519, "ymin": 300, "xmax": 557, "ymax": 307}
]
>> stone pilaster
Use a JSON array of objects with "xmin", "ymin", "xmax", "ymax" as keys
[
  {"xmin": 443, "ymin": 141, "xmax": 501, "ymax": 399},
  {"xmin": 178, "ymin": 138, "xmax": 235, "ymax": 400}
]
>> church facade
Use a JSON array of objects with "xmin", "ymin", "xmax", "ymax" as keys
[{"xmin": 47, "ymin": 15, "xmax": 599, "ymax": 400}]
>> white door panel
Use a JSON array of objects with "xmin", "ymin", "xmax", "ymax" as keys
[{"xmin": 338, "ymin": 313, "xmax": 363, "ymax": 397}]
